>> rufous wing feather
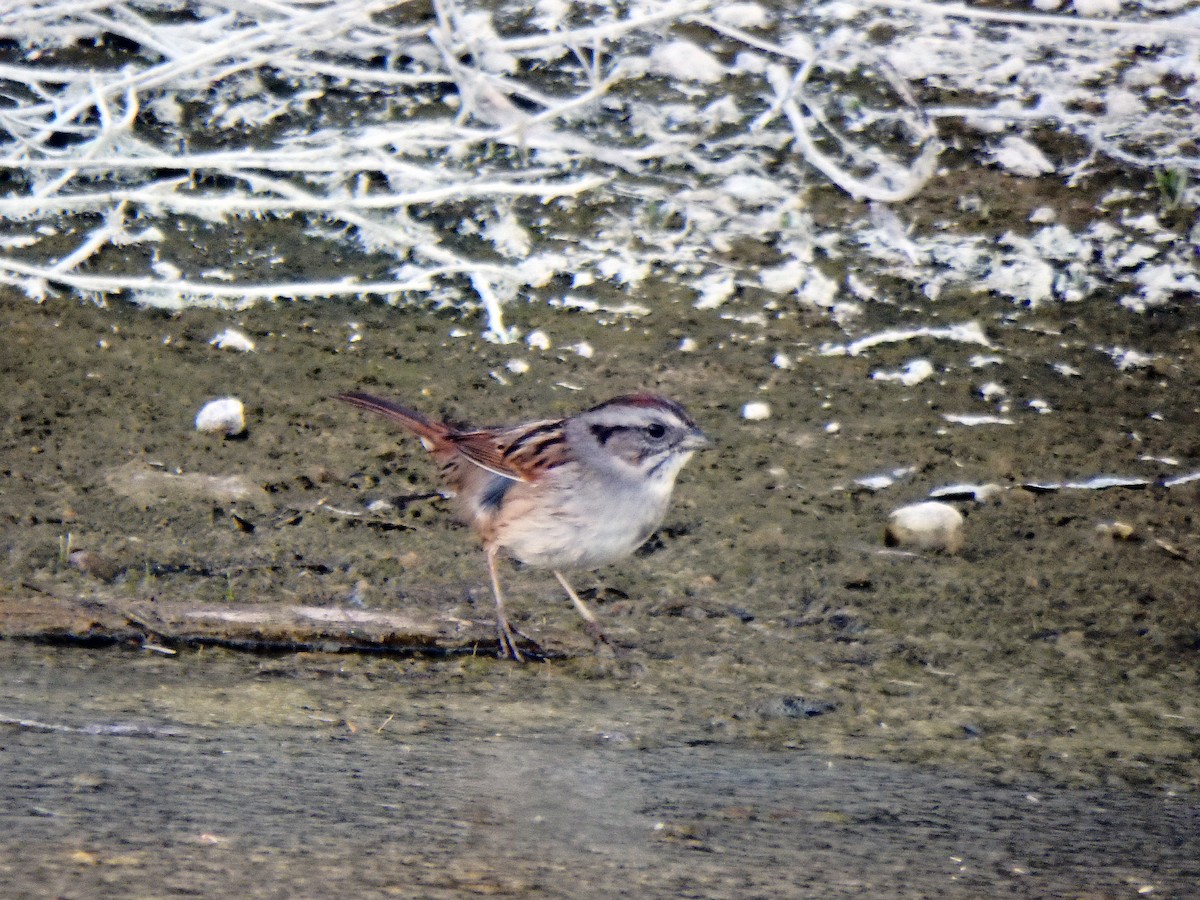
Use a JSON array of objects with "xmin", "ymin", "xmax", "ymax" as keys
[
  {"xmin": 453, "ymin": 419, "xmax": 569, "ymax": 483},
  {"xmin": 338, "ymin": 393, "xmax": 569, "ymax": 484}
]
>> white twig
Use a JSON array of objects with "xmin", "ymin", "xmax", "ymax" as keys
[
  {"xmin": 851, "ymin": 0, "xmax": 1200, "ymax": 37},
  {"xmin": 470, "ymin": 272, "xmax": 514, "ymax": 343},
  {"xmin": 0, "ymin": 176, "xmax": 606, "ymax": 216},
  {"xmin": 0, "ymin": 254, "xmax": 517, "ymax": 302},
  {"xmin": 51, "ymin": 202, "xmax": 129, "ymax": 273},
  {"xmin": 0, "ymin": 0, "xmax": 1192, "ymax": 328}
]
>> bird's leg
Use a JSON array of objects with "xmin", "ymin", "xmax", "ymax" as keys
[
  {"xmin": 553, "ymin": 570, "xmax": 610, "ymax": 648},
  {"xmin": 486, "ymin": 546, "xmax": 526, "ymax": 661}
]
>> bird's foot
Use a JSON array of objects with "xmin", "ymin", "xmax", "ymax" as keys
[{"xmin": 496, "ymin": 619, "xmax": 544, "ymax": 662}]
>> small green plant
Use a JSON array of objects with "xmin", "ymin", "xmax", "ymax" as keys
[
  {"xmin": 225, "ymin": 571, "xmax": 236, "ymax": 603},
  {"xmin": 1155, "ymin": 167, "xmax": 1188, "ymax": 210},
  {"xmin": 55, "ymin": 532, "xmax": 73, "ymax": 573}
]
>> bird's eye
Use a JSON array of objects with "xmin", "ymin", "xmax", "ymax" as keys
[{"xmin": 645, "ymin": 422, "xmax": 667, "ymax": 439}]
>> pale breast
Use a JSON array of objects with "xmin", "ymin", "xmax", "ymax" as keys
[{"xmin": 490, "ymin": 470, "xmax": 670, "ymax": 570}]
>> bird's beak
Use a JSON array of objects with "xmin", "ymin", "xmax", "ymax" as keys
[{"xmin": 681, "ymin": 429, "xmax": 713, "ymax": 452}]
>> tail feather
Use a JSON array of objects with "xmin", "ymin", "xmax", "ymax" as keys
[{"xmin": 335, "ymin": 392, "xmax": 450, "ymax": 443}]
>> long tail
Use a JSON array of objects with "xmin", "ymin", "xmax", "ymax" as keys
[{"xmin": 335, "ymin": 392, "xmax": 452, "ymax": 443}]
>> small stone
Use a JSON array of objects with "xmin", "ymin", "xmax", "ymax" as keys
[
  {"xmin": 71, "ymin": 772, "xmax": 105, "ymax": 792},
  {"xmin": 885, "ymin": 501, "xmax": 965, "ymax": 553},
  {"xmin": 928, "ymin": 483, "xmax": 1005, "ymax": 503},
  {"xmin": 195, "ymin": 397, "xmax": 246, "ymax": 436},
  {"xmin": 1096, "ymin": 521, "xmax": 1137, "ymax": 541},
  {"xmin": 872, "ymin": 359, "xmax": 934, "ymax": 386},
  {"xmin": 741, "ymin": 401, "xmax": 771, "ymax": 421},
  {"xmin": 1074, "ymin": 0, "xmax": 1120, "ymax": 15},
  {"xmin": 209, "ymin": 328, "xmax": 255, "ymax": 352},
  {"xmin": 979, "ymin": 382, "xmax": 1007, "ymax": 401}
]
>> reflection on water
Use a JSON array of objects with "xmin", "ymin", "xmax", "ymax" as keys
[{"xmin": 1, "ymin": 644, "xmax": 1196, "ymax": 898}]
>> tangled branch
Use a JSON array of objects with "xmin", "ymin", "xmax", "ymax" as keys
[{"xmin": 0, "ymin": 0, "xmax": 1194, "ymax": 332}]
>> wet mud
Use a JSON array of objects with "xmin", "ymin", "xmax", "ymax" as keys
[
  {"xmin": 2, "ymin": 168, "xmax": 1199, "ymax": 893},
  {"xmin": 2, "ymin": 643, "xmax": 1198, "ymax": 898}
]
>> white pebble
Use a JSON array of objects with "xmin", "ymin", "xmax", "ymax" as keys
[
  {"xmin": 773, "ymin": 352, "xmax": 793, "ymax": 370},
  {"xmin": 989, "ymin": 136, "xmax": 1054, "ymax": 177},
  {"xmin": 969, "ymin": 355, "xmax": 1004, "ymax": 368},
  {"xmin": 872, "ymin": 359, "xmax": 934, "ymax": 386},
  {"xmin": 824, "ymin": 421, "xmax": 841, "ymax": 434},
  {"xmin": 525, "ymin": 330, "xmax": 551, "ymax": 350},
  {"xmin": 885, "ymin": 502, "xmax": 964, "ymax": 553},
  {"xmin": 742, "ymin": 401, "xmax": 771, "ymax": 421},
  {"xmin": 856, "ymin": 474, "xmax": 897, "ymax": 492},
  {"xmin": 506, "ymin": 358, "xmax": 530, "ymax": 374},
  {"xmin": 944, "ymin": 413, "xmax": 1015, "ymax": 426},
  {"xmin": 571, "ymin": 341, "xmax": 595, "ymax": 359},
  {"xmin": 195, "ymin": 397, "xmax": 245, "ymax": 436},
  {"xmin": 979, "ymin": 382, "xmax": 1008, "ymax": 401},
  {"xmin": 649, "ymin": 39, "xmax": 726, "ymax": 84},
  {"xmin": 929, "ymin": 483, "xmax": 1004, "ymax": 503},
  {"xmin": 1073, "ymin": 0, "xmax": 1120, "ymax": 15},
  {"xmin": 678, "ymin": 337, "xmax": 698, "ymax": 353},
  {"xmin": 713, "ymin": 3, "xmax": 769, "ymax": 28},
  {"xmin": 1096, "ymin": 520, "xmax": 1136, "ymax": 541},
  {"xmin": 209, "ymin": 328, "xmax": 255, "ymax": 352}
]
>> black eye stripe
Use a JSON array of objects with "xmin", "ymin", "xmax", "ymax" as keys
[
  {"xmin": 590, "ymin": 423, "xmax": 620, "ymax": 445},
  {"xmin": 591, "ymin": 422, "xmax": 677, "ymax": 446}
]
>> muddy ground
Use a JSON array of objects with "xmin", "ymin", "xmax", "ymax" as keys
[{"xmin": 2, "ymin": 168, "xmax": 1199, "ymax": 895}]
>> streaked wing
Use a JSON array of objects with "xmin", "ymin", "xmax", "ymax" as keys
[{"xmin": 453, "ymin": 419, "xmax": 568, "ymax": 483}]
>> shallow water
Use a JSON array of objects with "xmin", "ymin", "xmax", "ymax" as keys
[{"xmin": 2, "ymin": 643, "xmax": 1197, "ymax": 898}]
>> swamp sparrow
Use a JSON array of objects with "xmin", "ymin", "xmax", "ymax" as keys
[{"xmin": 337, "ymin": 391, "xmax": 710, "ymax": 660}]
